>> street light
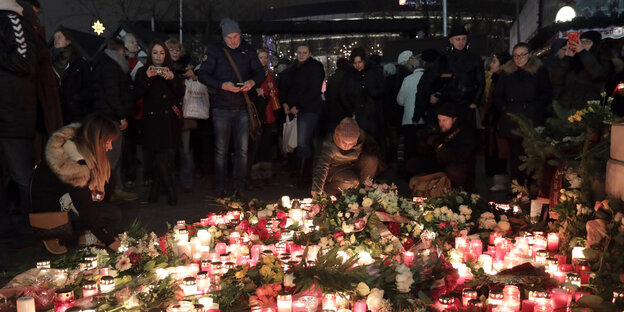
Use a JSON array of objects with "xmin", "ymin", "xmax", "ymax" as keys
[{"xmin": 555, "ymin": 6, "xmax": 576, "ymax": 23}]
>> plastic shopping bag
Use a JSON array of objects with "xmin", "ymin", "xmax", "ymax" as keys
[
  {"xmin": 282, "ymin": 115, "xmax": 297, "ymax": 153},
  {"xmin": 183, "ymin": 79, "xmax": 210, "ymax": 119}
]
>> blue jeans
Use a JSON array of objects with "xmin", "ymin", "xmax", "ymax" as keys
[
  {"xmin": 212, "ymin": 108, "xmax": 249, "ymax": 190},
  {"xmin": 296, "ymin": 112, "xmax": 318, "ymax": 159},
  {"xmin": 0, "ymin": 137, "xmax": 34, "ymax": 235},
  {"xmin": 179, "ymin": 130, "xmax": 194, "ymax": 189}
]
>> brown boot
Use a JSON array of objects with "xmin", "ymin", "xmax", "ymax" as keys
[{"xmin": 42, "ymin": 239, "xmax": 68, "ymax": 255}]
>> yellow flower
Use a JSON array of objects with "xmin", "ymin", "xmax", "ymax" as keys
[
  {"xmin": 259, "ymin": 265, "xmax": 272, "ymax": 278},
  {"xmin": 235, "ymin": 267, "xmax": 248, "ymax": 279},
  {"xmin": 423, "ymin": 212, "xmax": 434, "ymax": 222},
  {"xmin": 263, "ymin": 255, "xmax": 276, "ymax": 265}
]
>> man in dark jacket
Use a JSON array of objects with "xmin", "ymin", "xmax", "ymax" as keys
[
  {"xmin": 0, "ymin": 0, "xmax": 38, "ymax": 247},
  {"xmin": 406, "ymin": 104, "xmax": 477, "ymax": 190},
  {"xmin": 197, "ymin": 18, "xmax": 264, "ymax": 198},
  {"xmin": 92, "ymin": 38, "xmax": 137, "ymax": 202},
  {"xmin": 323, "ymin": 57, "xmax": 349, "ymax": 136},
  {"xmin": 281, "ymin": 43, "xmax": 325, "ymax": 185},
  {"xmin": 414, "ymin": 25, "xmax": 484, "ymax": 128},
  {"xmin": 311, "ymin": 118, "xmax": 381, "ymax": 195}
]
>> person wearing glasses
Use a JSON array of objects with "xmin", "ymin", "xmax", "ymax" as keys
[
  {"xmin": 552, "ymin": 31, "xmax": 611, "ymax": 110},
  {"xmin": 494, "ymin": 42, "xmax": 552, "ymax": 187}
]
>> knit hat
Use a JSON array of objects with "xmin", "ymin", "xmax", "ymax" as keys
[
  {"xmin": 397, "ymin": 50, "xmax": 413, "ymax": 65},
  {"xmin": 436, "ymin": 103, "xmax": 458, "ymax": 118},
  {"xmin": 334, "ymin": 118, "xmax": 360, "ymax": 150},
  {"xmin": 449, "ymin": 24, "xmax": 468, "ymax": 38},
  {"xmin": 383, "ymin": 63, "xmax": 397, "ymax": 76},
  {"xmin": 220, "ymin": 18, "xmax": 240, "ymax": 37},
  {"xmin": 580, "ymin": 31, "xmax": 601, "ymax": 46},
  {"xmin": 422, "ymin": 49, "xmax": 440, "ymax": 63}
]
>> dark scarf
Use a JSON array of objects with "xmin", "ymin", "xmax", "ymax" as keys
[{"xmin": 52, "ymin": 47, "xmax": 72, "ymax": 76}]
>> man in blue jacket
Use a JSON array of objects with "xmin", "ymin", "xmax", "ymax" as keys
[{"xmin": 198, "ymin": 18, "xmax": 264, "ymax": 199}]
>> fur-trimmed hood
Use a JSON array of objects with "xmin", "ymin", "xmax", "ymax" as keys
[
  {"xmin": 45, "ymin": 123, "xmax": 91, "ymax": 187},
  {"xmin": 501, "ymin": 56, "xmax": 543, "ymax": 75}
]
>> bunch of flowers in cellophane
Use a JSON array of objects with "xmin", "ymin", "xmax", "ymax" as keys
[
  {"xmin": 309, "ymin": 180, "xmax": 422, "ymax": 257},
  {"xmin": 1, "ymin": 267, "xmax": 69, "ymax": 310},
  {"xmin": 416, "ymin": 191, "xmax": 493, "ymax": 250}
]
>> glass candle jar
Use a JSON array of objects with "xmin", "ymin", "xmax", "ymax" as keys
[
  {"xmin": 37, "ymin": 260, "xmax": 51, "ymax": 269},
  {"xmin": 462, "ymin": 288, "xmax": 478, "ymax": 306},
  {"xmin": 100, "ymin": 275, "xmax": 115, "ymax": 294},
  {"xmin": 489, "ymin": 289, "xmax": 504, "ymax": 306},
  {"xmin": 182, "ymin": 277, "xmax": 198, "ymax": 296},
  {"xmin": 54, "ymin": 288, "xmax": 76, "ymax": 312},
  {"xmin": 84, "ymin": 254, "xmax": 98, "ymax": 269},
  {"xmin": 82, "ymin": 280, "xmax": 98, "ymax": 297}
]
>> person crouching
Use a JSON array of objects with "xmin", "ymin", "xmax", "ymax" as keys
[
  {"xmin": 311, "ymin": 118, "xmax": 382, "ymax": 196},
  {"xmin": 30, "ymin": 113, "xmax": 122, "ymax": 254},
  {"xmin": 406, "ymin": 103, "xmax": 477, "ymax": 190}
]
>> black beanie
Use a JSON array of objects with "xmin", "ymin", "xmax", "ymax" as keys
[
  {"xmin": 436, "ymin": 103, "xmax": 458, "ymax": 118},
  {"xmin": 580, "ymin": 31, "xmax": 601, "ymax": 46}
]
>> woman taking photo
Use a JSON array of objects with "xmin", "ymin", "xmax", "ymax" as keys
[
  {"xmin": 52, "ymin": 29, "xmax": 92, "ymax": 124},
  {"xmin": 30, "ymin": 113, "xmax": 122, "ymax": 255},
  {"xmin": 135, "ymin": 40, "xmax": 185, "ymax": 206}
]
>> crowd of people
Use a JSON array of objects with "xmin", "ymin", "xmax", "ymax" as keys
[{"xmin": 1, "ymin": 0, "xmax": 623, "ymax": 254}]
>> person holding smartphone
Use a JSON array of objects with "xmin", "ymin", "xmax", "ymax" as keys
[
  {"xmin": 135, "ymin": 40, "xmax": 185, "ymax": 206},
  {"xmin": 552, "ymin": 31, "xmax": 611, "ymax": 110}
]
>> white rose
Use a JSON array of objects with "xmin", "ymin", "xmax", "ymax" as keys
[
  {"xmin": 483, "ymin": 219, "xmax": 497, "ymax": 230},
  {"xmin": 249, "ymin": 216, "xmax": 259, "ymax": 224},
  {"xmin": 284, "ymin": 273, "xmax": 296, "ymax": 287},
  {"xmin": 342, "ymin": 222, "xmax": 355, "ymax": 234},
  {"xmin": 362, "ymin": 198, "xmax": 373, "ymax": 208},
  {"xmin": 345, "ymin": 212, "xmax": 351, "ymax": 218},
  {"xmin": 367, "ymin": 288, "xmax": 385, "ymax": 312},
  {"xmin": 356, "ymin": 282, "xmax": 370, "ymax": 296},
  {"xmin": 338, "ymin": 212, "xmax": 344, "ymax": 218},
  {"xmin": 266, "ymin": 204, "xmax": 275, "ymax": 211},
  {"xmin": 459, "ymin": 216, "xmax": 466, "ymax": 224}
]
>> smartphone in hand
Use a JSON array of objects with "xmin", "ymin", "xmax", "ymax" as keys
[
  {"xmin": 236, "ymin": 82, "xmax": 245, "ymax": 86},
  {"xmin": 568, "ymin": 32, "xmax": 579, "ymax": 51}
]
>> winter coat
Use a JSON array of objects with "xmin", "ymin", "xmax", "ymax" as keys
[
  {"xmin": 53, "ymin": 51, "xmax": 92, "ymax": 124},
  {"xmin": 281, "ymin": 57, "xmax": 325, "ymax": 114},
  {"xmin": 341, "ymin": 66, "xmax": 386, "ymax": 136},
  {"xmin": 494, "ymin": 56, "xmax": 552, "ymax": 138},
  {"xmin": 197, "ymin": 40, "xmax": 264, "ymax": 110},
  {"xmin": 415, "ymin": 49, "xmax": 485, "ymax": 121},
  {"xmin": 30, "ymin": 124, "xmax": 117, "ymax": 245},
  {"xmin": 91, "ymin": 49, "xmax": 133, "ymax": 121},
  {"xmin": 385, "ymin": 64, "xmax": 412, "ymax": 126},
  {"xmin": 311, "ymin": 130, "xmax": 378, "ymax": 193},
  {"xmin": 134, "ymin": 65, "xmax": 185, "ymax": 151},
  {"xmin": 0, "ymin": 7, "xmax": 38, "ymax": 138},
  {"xmin": 552, "ymin": 49, "xmax": 611, "ymax": 110},
  {"xmin": 396, "ymin": 68, "xmax": 424, "ymax": 125},
  {"xmin": 323, "ymin": 67, "xmax": 349, "ymax": 129},
  {"xmin": 431, "ymin": 124, "xmax": 478, "ymax": 169}
]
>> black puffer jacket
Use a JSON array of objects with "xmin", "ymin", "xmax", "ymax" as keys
[
  {"xmin": 494, "ymin": 56, "xmax": 552, "ymax": 138},
  {"xmin": 311, "ymin": 130, "xmax": 378, "ymax": 193},
  {"xmin": 282, "ymin": 57, "xmax": 325, "ymax": 114},
  {"xmin": 197, "ymin": 40, "xmax": 264, "ymax": 110},
  {"xmin": 91, "ymin": 50, "xmax": 133, "ymax": 121},
  {"xmin": 341, "ymin": 66, "xmax": 385, "ymax": 136},
  {"xmin": 552, "ymin": 49, "xmax": 611, "ymax": 110},
  {"xmin": 30, "ymin": 124, "xmax": 117, "ymax": 245},
  {"xmin": 53, "ymin": 50, "xmax": 92, "ymax": 124},
  {"xmin": 134, "ymin": 66, "xmax": 186, "ymax": 151},
  {"xmin": 0, "ymin": 7, "xmax": 37, "ymax": 138}
]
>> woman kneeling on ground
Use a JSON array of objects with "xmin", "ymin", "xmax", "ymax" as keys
[{"xmin": 30, "ymin": 113, "xmax": 122, "ymax": 254}]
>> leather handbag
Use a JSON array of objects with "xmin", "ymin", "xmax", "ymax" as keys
[
  {"xmin": 409, "ymin": 172, "xmax": 451, "ymax": 198},
  {"xmin": 29, "ymin": 211, "xmax": 73, "ymax": 240}
]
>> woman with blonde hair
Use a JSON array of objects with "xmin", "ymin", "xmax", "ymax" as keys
[{"xmin": 30, "ymin": 113, "xmax": 122, "ymax": 254}]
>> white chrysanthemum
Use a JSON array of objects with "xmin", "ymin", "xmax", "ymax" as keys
[{"xmin": 395, "ymin": 264, "xmax": 414, "ymax": 293}]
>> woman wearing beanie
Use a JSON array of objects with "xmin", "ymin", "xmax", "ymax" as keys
[
  {"xmin": 30, "ymin": 113, "xmax": 122, "ymax": 254},
  {"xmin": 52, "ymin": 29, "xmax": 92, "ymax": 124},
  {"xmin": 552, "ymin": 30, "xmax": 611, "ymax": 110}
]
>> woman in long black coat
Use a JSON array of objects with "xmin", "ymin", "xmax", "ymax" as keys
[
  {"xmin": 52, "ymin": 29, "xmax": 92, "ymax": 124},
  {"xmin": 494, "ymin": 42, "xmax": 552, "ymax": 186},
  {"xmin": 134, "ymin": 40, "xmax": 185, "ymax": 205}
]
